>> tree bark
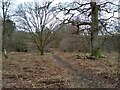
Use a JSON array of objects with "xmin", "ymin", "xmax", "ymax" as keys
[
  {"xmin": 90, "ymin": 2, "xmax": 101, "ymax": 59},
  {"xmin": 40, "ymin": 48, "xmax": 44, "ymax": 55}
]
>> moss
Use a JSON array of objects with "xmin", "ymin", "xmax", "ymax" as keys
[{"xmin": 93, "ymin": 48, "xmax": 102, "ymax": 59}]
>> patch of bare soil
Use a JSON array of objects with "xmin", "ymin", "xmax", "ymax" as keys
[
  {"xmin": 2, "ymin": 52, "xmax": 74, "ymax": 88},
  {"xmin": 53, "ymin": 49, "xmax": 119, "ymax": 88}
]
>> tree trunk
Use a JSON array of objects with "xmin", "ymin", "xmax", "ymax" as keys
[
  {"xmin": 40, "ymin": 27, "xmax": 44, "ymax": 55},
  {"xmin": 40, "ymin": 48, "xmax": 44, "ymax": 55},
  {"xmin": 0, "ymin": 20, "xmax": 2, "ymax": 53},
  {"xmin": 90, "ymin": 2, "xmax": 101, "ymax": 59}
]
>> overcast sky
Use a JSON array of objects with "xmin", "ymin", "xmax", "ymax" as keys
[{"xmin": 15, "ymin": 0, "xmax": 73, "ymax": 5}]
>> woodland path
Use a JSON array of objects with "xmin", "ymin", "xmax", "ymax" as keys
[{"xmin": 52, "ymin": 54, "xmax": 117, "ymax": 88}]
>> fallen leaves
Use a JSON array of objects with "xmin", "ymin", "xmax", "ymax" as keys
[{"xmin": 2, "ymin": 52, "xmax": 73, "ymax": 88}]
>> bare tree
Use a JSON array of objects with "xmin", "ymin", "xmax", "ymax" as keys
[
  {"xmin": 16, "ymin": 1, "xmax": 59, "ymax": 55},
  {"xmin": 1, "ymin": 0, "xmax": 13, "ymax": 35},
  {"xmin": 56, "ymin": 0, "xmax": 119, "ymax": 59},
  {"xmin": 0, "ymin": 0, "xmax": 13, "ymax": 58}
]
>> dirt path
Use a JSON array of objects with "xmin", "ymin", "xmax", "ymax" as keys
[{"xmin": 53, "ymin": 54, "xmax": 116, "ymax": 88}]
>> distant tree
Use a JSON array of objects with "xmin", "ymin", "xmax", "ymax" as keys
[
  {"xmin": 16, "ymin": 1, "xmax": 59, "ymax": 55},
  {"xmin": 0, "ymin": 0, "xmax": 14, "ymax": 51},
  {"xmin": 3, "ymin": 19, "xmax": 16, "ymax": 51},
  {"xmin": 55, "ymin": 24, "xmax": 90, "ymax": 52},
  {"xmin": 4, "ymin": 19, "xmax": 15, "ymax": 37},
  {"xmin": 1, "ymin": 0, "xmax": 14, "ymax": 34},
  {"xmin": 12, "ymin": 31, "xmax": 28, "ymax": 52}
]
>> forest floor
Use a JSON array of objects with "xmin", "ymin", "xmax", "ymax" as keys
[{"xmin": 2, "ymin": 49, "xmax": 119, "ymax": 88}]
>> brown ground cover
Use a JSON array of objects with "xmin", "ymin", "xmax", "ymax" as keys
[
  {"xmin": 2, "ymin": 49, "xmax": 119, "ymax": 88},
  {"xmin": 53, "ymin": 49, "xmax": 119, "ymax": 87},
  {"xmin": 2, "ymin": 52, "xmax": 74, "ymax": 88}
]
